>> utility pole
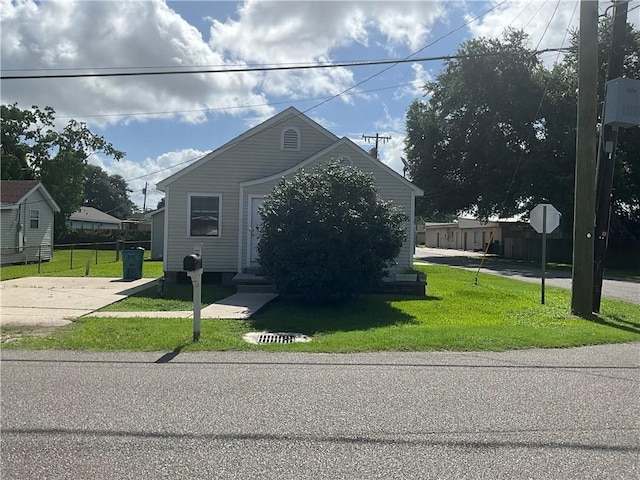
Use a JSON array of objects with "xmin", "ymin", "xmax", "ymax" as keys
[
  {"xmin": 362, "ymin": 133, "xmax": 391, "ymax": 160},
  {"xmin": 592, "ymin": 0, "xmax": 629, "ymax": 313},
  {"xmin": 571, "ymin": 0, "xmax": 599, "ymax": 317},
  {"xmin": 142, "ymin": 182, "xmax": 148, "ymax": 212}
]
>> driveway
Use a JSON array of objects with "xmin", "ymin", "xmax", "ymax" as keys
[
  {"xmin": 0, "ymin": 277, "xmax": 157, "ymax": 328},
  {"xmin": 415, "ymin": 247, "xmax": 640, "ymax": 305}
]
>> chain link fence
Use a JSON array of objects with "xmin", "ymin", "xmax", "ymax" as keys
[{"xmin": 1, "ymin": 240, "xmax": 152, "ymax": 276}]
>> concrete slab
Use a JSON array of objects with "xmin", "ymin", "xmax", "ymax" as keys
[
  {"xmin": 201, "ymin": 292, "xmax": 278, "ymax": 319},
  {"xmin": 0, "ymin": 277, "xmax": 158, "ymax": 327},
  {"xmin": 85, "ymin": 292, "xmax": 278, "ymax": 320}
]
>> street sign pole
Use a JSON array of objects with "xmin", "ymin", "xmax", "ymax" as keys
[
  {"xmin": 530, "ymin": 203, "xmax": 561, "ymax": 306},
  {"xmin": 541, "ymin": 206, "xmax": 547, "ymax": 305}
]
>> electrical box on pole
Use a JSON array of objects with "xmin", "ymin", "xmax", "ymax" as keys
[{"xmin": 603, "ymin": 78, "xmax": 640, "ymax": 128}]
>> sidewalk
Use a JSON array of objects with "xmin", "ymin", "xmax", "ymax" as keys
[{"xmin": 84, "ymin": 292, "xmax": 278, "ymax": 320}]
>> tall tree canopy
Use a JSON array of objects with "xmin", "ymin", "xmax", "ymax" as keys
[
  {"xmin": 84, "ymin": 164, "xmax": 137, "ymax": 219},
  {"xmin": 1, "ymin": 104, "xmax": 125, "ymax": 236},
  {"xmin": 405, "ymin": 20, "xmax": 639, "ymax": 242}
]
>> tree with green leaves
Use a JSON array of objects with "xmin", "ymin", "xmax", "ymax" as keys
[
  {"xmin": 405, "ymin": 20, "xmax": 639, "ymax": 242},
  {"xmin": 1, "ymin": 104, "xmax": 125, "ymax": 238},
  {"xmin": 84, "ymin": 164, "xmax": 137, "ymax": 219},
  {"xmin": 257, "ymin": 161, "xmax": 407, "ymax": 302},
  {"xmin": 405, "ymin": 30, "xmax": 545, "ymax": 221}
]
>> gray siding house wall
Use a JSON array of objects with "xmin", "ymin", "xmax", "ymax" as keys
[
  {"xmin": 157, "ymin": 107, "xmax": 423, "ymax": 281},
  {"xmin": 1, "ymin": 181, "xmax": 60, "ymax": 265}
]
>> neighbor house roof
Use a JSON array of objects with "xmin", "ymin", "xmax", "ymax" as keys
[
  {"xmin": 0, "ymin": 180, "xmax": 61, "ymax": 212},
  {"xmin": 69, "ymin": 206, "xmax": 122, "ymax": 224}
]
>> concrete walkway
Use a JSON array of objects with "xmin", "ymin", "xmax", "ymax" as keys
[{"xmin": 84, "ymin": 292, "xmax": 278, "ymax": 320}]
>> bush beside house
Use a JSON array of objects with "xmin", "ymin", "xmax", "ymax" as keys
[{"xmin": 258, "ymin": 162, "xmax": 407, "ymax": 302}]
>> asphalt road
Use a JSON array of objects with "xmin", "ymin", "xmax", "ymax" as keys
[
  {"xmin": 2, "ymin": 346, "xmax": 638, "ymax": 479},
  {"xmin": 415, "ymin": 247, "xmax": 640, "ymax": 305}
]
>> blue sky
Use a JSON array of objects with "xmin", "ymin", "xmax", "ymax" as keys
[{"xmin": 3, "ymin": 0, "xmax": 636, "ymax": 210}]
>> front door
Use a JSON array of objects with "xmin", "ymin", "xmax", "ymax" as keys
[{"xmin": 249, "ymin": 197, "xmax": 264, "ymax": 265}]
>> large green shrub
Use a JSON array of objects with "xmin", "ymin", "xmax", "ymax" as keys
[{"xmin": 258, "ymin": 161, "xmax": 407, "ymax": 301}]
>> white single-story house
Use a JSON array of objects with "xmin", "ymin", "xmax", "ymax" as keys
[
  {"xmin": 156, "ymin": 107, "xmax": 423, "ymax": 284},
  {"xmin": 0, "ymin": 180, "xmax": 60, "ymax": 265},
  {"xmin": 67, "ymin": 206, "xmax": 122, "ymax": 230},
  {"xmin": 424, "ymin": 217, "xmax": 505, "ymax": 251}
]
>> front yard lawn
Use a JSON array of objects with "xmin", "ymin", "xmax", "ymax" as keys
[{"xmin": 4, "ymin": 265, "xmax": 638, "ymax": 352}]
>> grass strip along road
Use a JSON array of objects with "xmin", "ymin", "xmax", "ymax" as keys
[{"xmin": 3, "ymin": 265, "xmax": 638, "ymax": 352}]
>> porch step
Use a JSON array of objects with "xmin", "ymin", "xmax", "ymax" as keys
[{"xmin": 232, "ymin": 272, "xmax": 277, "ymax": 294}]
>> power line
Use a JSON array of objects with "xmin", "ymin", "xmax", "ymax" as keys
[
  {"xmin": 55, "ymin": 81, "xmax": 421, "ymax": 120},
  {"xmin": 0, "ymin": 49, "xmax": 571, "ymax": 81}
]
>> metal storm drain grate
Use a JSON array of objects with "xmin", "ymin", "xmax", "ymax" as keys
[{"xmin": 243, "ymin": 332, "xmax": 311, "ymax": 345}]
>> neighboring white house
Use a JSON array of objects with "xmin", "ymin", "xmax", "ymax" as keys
[
  {"xmin": 0, "ymin": 180, "xmax": 60, "ymax": 265},
  {"xmin": 424, "ymin": 217, "xmax": 505, "ymax": 251},
  {"xmin": 146, "ymin": 207, "xmax": 165, "ymax": 260},
  {"xmin": 67, "ymin": 206, "xmax": 122, "ymax": 230},
  {"xmin": 157, "ymin": 107, "xmax": 423, "ymax": 283}
]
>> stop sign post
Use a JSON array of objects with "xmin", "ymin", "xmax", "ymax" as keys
[{"xmin": 530, "ymin": 204, "xmax": 561, "ymax": 304}]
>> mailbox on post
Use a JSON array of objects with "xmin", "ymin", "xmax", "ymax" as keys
[
  {"xmin": 183, "ymin": 254, "xmax": 202, "ymax": 272},
  {"xmin": 183, "ymin": 254, "xmax": 203, "ymax": 341}
]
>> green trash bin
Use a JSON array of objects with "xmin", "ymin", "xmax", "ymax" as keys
[{"xmin": 122, "ymin": 247, "xmax": 144, "ymax": 280}]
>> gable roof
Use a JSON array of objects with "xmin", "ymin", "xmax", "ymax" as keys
[
  {"xmin": 0, "ymin": 180, "xmax": 61, "ymax": 212},
  {"xmin": 240, "ymin": 137, "xmax": 424, "ymax": 195},
  {"xmin": 144, "ymin": 207, "xmax": 165, "ymax": 219},
  {"xmin": 156, "ymin": 107, "xmax": 339, "ymax": 191},
  {"xmin": 69, "ymin": 206, "xmax": 122, "ymax": 224}
]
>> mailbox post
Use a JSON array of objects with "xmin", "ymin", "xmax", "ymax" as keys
[{"xmin": 183, "ymin": 254, "xmax": 203, "ymax": 341}]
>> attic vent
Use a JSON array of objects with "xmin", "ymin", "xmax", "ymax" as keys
[
  {"xmin": 243, "ymin": 331, "xmax": 311, "ymax": 344},
  {"xmin": 281, "ymin": 127, "xmax": 300, "ymax": 151}
]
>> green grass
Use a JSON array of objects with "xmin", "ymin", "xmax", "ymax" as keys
[
  {"xmin": 0, "ymin": 249, "xmax": 163, "ymax": 280},
  {"xmin": 4, "ymin": 265, "xmax": 639, "ymax": 352},
  {"xmin": 99, "ymin": 283, "xmax": 235, "ymax": 312}
]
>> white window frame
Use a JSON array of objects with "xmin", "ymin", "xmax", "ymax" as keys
[
  {"xmin": 187, "ymin": 193, "xmax": 222, "ymax": 238},
  {"xmin": 281, "ymin": 127, "xmax": 301, "ymax": 151},
  {"xmin": 29, "ymin": 209, "xmax": 40, "ymax": 229}
]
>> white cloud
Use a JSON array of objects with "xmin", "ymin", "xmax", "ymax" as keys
[
  {"xmin": 394, "ymin": 62, "xmax": 433, "ymax": 100},
  {"xmin": 1, "ymin": 0, "xmax": 273, "ymax": 127},
  {"xmin": 208, "ymin": 0, "xmax": 445, "ymax": 101},
  {"xmin": 91, "ymin": 148, "xmax": 206, "ymax": 210},
  {"xmin": 466, "ymin": 0, "xmax": 581, "ymax": 61},
  {"xmin": 1, "ymin": 0, "xmax": 448, "ymax": 129}
]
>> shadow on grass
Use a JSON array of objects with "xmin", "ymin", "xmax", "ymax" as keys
[
  {"xmin": 584, "ymin": 313, "xmax": 640, "ymax": 335},
  {"xmin": 250, "ymin": 294, "xmax": 441, "ymax": 335}
]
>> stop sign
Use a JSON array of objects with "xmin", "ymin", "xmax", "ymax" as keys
[{"xmin": 530, "ymin": 204, "xmax": 561, "ymax": 234}]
